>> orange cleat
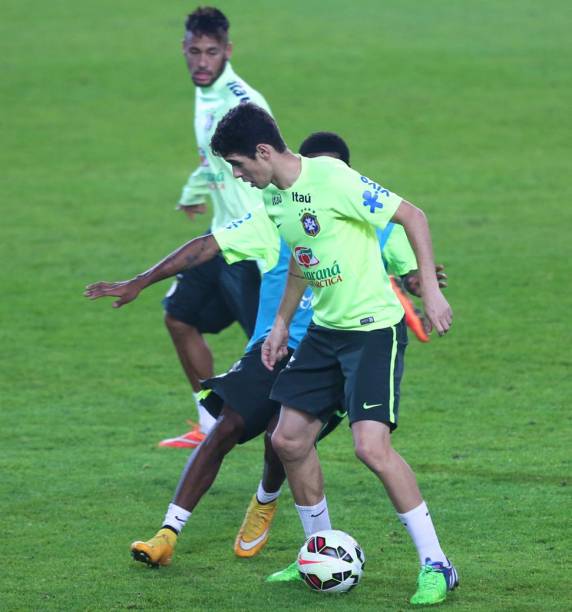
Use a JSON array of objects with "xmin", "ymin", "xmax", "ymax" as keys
[
  {"xmin": 234, "ymin": 495, "xmax": 278, "ymax": 558},
  {"xmin": 131, "ymin": 528, "xmax": 177, "ymax": 567},
  {"xmin": 158, "ymin": 423, "xmax": 206, "ymax": 448},
  {"xmin": 390, "ymin": 276, "xmax": 430, "ymax": 343}
]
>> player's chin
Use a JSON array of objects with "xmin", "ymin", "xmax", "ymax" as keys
[{"xmin": 248, "ymin": 176, "xmax": 271, "ymax": 189}]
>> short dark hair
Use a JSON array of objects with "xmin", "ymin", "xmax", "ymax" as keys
[
  {"xmin": 299, "ymin": 131, "xmax": 351, "ymax": 166},
  {"xmin": 211, "ymin": 103, "xmax": 287, "ymax": 159},
  {"xmin": 185, "ymin": 7, "xmax": 229, "ymax": 42}
]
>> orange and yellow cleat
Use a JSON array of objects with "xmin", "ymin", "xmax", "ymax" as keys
[
  {"xmin": 234, "ymin": 495, "xmax": 278, "ymax": 558},
  {"xmin": 131, "ymin": 528, "xmax": 177, "ymax": 567}
]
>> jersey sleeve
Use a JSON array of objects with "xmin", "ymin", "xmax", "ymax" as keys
[
  {"xmin": 382, "ymin": 223, "xmax": 417, "ymax": 276},
  {"xmin": 332, "ymin": 164, "xmax": 403, "ymax": 231},
  {"xmin": 213, "ymin": 206, "xmax": 280, "ymax": 272},
  {"xmin": 178, "ymin": 165, "xmax": 211, "ymax": 207}
]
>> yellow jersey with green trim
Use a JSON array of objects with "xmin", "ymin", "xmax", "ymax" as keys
[{"xmin": 262, "ymin": 156, "xmax": 405, "ymax": 331}]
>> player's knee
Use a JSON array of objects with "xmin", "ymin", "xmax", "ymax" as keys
[
  {"xmin": 354, "ymin": 438, "xmax": 393, "ymax": 473},
  {"xmin": 271, "ymin": 430, "xmax": 306, "ymax": 463},
  {"xmin": 209, "ymin": 409, "xmax": 243, "ymax": 451},
  {"xmin": 164, "ymin": 313, "xmax": 194, "ymax": 336}
]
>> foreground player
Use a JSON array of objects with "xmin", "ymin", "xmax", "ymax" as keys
[
  {"xmin": 161, "ymin": 7, "xmax": 271, "ymax": 446},
  {"xmin": 210, "ymin": 104, "xmax": 459, "ymax": 606},
  {"xmin": 234, "ymin": 132, "xmax": 446, "ymax": 563}
]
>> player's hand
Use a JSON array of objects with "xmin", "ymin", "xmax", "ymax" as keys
[
  {"xmin": 422, "ymin": 288, "xmax": 453, "ymax": 336},
  {"xmin": 180, "ymin": 204, "xmax": 207, "ymax": 221},
  {"xmin": 261, "ymin": 319, "xmax": 289, "ymax": 371},
  {"xmin": 84, "ymin": 278, "xmax": 144, "ymax": 308},
  {"xmin": 403, "ymin": 265, "xmax": 447, "ymax": 297}
]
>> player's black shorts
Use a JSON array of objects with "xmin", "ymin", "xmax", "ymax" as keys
[
  {"xmin": 200, "ymin": 342, "xmax": 294, "ymax": 444},
  {"xmin": 200, "ymin": 342, "xmax": 346, "ymax": 444},
  {"xmin": 162, "ymin": 253, "xmax": 260, "ymax": 335},
  {"xmin": 270, "ymin": 319, "xmax": 407, "ymax": 431}
]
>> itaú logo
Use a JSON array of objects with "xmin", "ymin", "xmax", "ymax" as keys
[{"xmin": 292, "ymin": 191, "xmax": 312, "ymax": 203}]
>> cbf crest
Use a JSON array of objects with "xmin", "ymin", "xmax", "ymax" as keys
[{"xmin": 300, "ymin": 208, "xmax": 320, "ymax": 237}]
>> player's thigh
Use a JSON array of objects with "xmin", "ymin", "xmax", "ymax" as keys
[
  {"xmin": 201, "ymin": 343, "xmax": 293, "ymax": 444},
  {"xmin": 192, "ymin": 294, "xmax": 235, "ymax": 334},
  {"xmin": 339, "ymin": 319, "xmax": 407, "ymax": 431},
  {"xmin": 273, "ymin": 405, "xmax": 325, "ymax": 453},
  {"xmin": 270, "ymin": 326, "xmax": 344, "ymax": 422},
  {"xmin": 218, "ymin": 259, "xmax": 261, "ymax": 336}
]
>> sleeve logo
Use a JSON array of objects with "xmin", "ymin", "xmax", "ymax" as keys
[
  {"xmin": 224, "ymin": 212, "xmax": 253, "ymax": 230},
  {"xmin": 362, "ymin": 190, "xmax": 384, "ymax": 213},
  {"xmin": 360, "ymin": 176, "xmax": 390, "ymax": 214}
]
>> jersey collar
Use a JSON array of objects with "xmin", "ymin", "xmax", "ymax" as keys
[{"xmin": 197, "ymin": 62, "xmax": 237, "ymax": 95}]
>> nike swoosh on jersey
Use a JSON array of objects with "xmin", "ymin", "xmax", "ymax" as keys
[
  {"xmin": 238, "ymin": 528, "xmax": 269, "ymax": 551},
  {"xmin": 362, "ymin": 402, "xmax": 383, "ymax": 410}
]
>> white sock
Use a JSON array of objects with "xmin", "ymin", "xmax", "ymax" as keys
[
  {"xmin": 195, "ymin": 392, "xmax": 216, "ymax": 434},
  {"xmin": 295, "ymin": 497, "xmax": 331, "ymax": 538},
  {"xmin": 162, "ymin": 503, "xmax": 191, "ymax": 534},
  {"xmin": 256, "ymin": 481, "xmax": 281, "ymax": 504},
  {"xmin": 397, "ymin": 501, "xmax": 447, "ymax": 565}
]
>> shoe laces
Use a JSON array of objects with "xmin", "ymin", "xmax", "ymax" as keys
[{"xmin": 418, "ymin": 563, "xmax": 445, "ymax": 590}]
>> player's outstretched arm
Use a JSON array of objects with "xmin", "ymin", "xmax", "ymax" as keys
[
  {"xmin": 84, "ymin": 234, "xmax": 220, "ymax": 309},
  {"xmin": 261, "ymin": 256, "xmax": 308, "ymax": 371},
  {"xmin": 391, "ymin": 201, "xmax": 452, "ymax": 335}
]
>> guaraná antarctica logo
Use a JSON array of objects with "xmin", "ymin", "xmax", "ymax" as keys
[
  {"xmin": 295, "ymin": 249, "xmax": 343, "ymax": 288},
  {"xmin": 294, "ymin": 246, "xmax": 320, "ymax": 268}
]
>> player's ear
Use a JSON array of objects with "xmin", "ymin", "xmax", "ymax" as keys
[
  {"xmin": 256, "ymin": 144, "xmax": 272, "ymax": 160},
  {"xmin": 225, "ymin": 41, "xmax": 233, "ymax": 60}
]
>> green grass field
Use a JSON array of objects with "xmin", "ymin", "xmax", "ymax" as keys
[{"xmin": 2, "ymin": 0, "xmax": 571, "ymax": 609}]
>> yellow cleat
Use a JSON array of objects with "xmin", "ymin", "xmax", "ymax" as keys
[
  {"xmin": 130, "ymin": 528, "xmax": 177, "ymax": 567},
  {"xmin": 234, "ymin": 495, "xmax": 278, "ymax": 558}
]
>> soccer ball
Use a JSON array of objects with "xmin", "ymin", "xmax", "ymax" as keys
[{"xmin": 297, "ymin": 529, "xmax": 365, "ymax": 593}]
